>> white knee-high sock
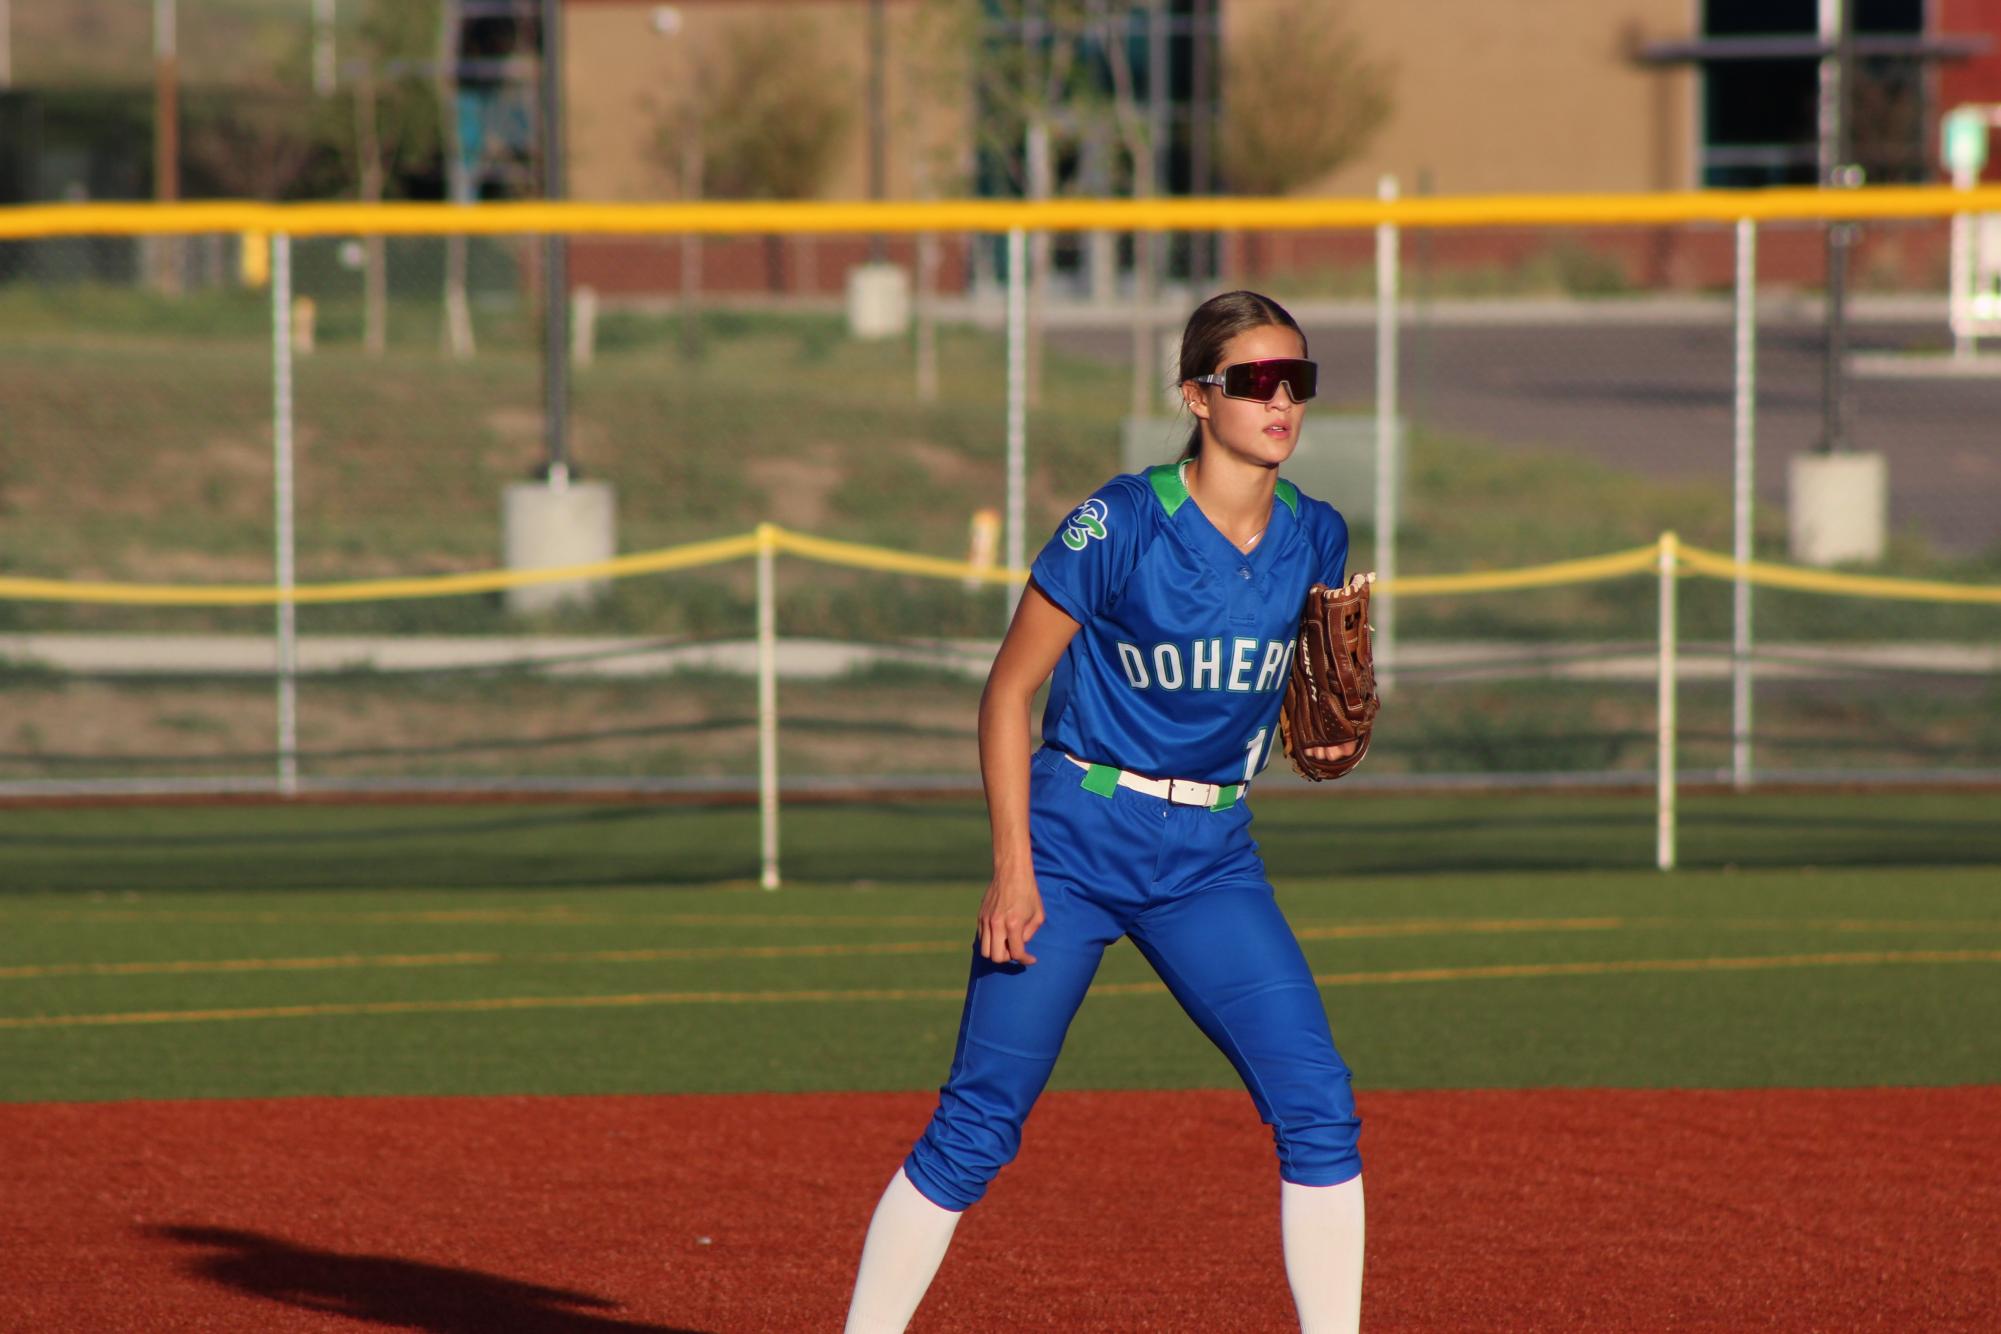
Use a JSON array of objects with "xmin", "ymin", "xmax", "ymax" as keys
[
  {"xmin": 1281, "ymin": 1175, "xmax": 1365, "ymax": 1333},
  {"xmin": 843, "ymin": 1168, "xmax": 963, "ymax": 1334}
]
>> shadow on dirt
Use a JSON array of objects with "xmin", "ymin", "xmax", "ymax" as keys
[{"xmin": 149, "ymin": 1225, "xmax": 712, "ymax": 1333}]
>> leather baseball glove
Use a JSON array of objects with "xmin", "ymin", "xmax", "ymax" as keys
[{"xmin": 1278, "ymin": 572, "xmax": 1379, "ymax": 781}]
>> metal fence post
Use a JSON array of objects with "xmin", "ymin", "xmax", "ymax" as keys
[
  {"xmin": 1657, "ymin": 532, "xmax": 1679, "ymax": 871},
  {"xmin": 757, "ymin": 523, "xmax": 780, "ymax": 890},
  {"xmin": 272, "ymin": 230, "xmax": 299, "ymax": 798},
  {"xmin": 1005, "ymin": 226, "xmax": 1027, "ymax": 622},
  {"xmin": 1374, "ymin": 175, "xmax": 1400, "ymax": 686},
  {"xmin": 1732, "ymin": 218, "xmax": 1757, "ymax": 790}
]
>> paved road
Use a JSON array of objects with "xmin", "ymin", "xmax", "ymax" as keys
[{"xmin": 1056, "ymin": 305, "xmax": 2001, "ymax": 557}]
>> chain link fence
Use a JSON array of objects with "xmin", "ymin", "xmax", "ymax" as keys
[{"xmin": 2, "ymin": 203, "xmax": 1998, "ymax": 801}]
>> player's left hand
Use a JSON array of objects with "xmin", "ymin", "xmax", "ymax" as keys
[{"xmin": 1305, "ymin": 741, "xmax": 1361, "ymax": 763}]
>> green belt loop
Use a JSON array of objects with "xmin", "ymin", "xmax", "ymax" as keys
[
  {"xmin": 1080, "ymin": 763, "xmax": 1121, "ymax": 798},
  {"xmin": 1209, "ymin": 783, "xmax": 1242, "ymax": 812}
]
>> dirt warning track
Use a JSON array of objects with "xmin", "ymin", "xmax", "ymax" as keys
[{"xmin": 3, "ymin": 1087, "xmax": 1994, "ymax": 1331}]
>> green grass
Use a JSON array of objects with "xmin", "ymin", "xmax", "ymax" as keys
[
  {"xmin": 6, "ymin": 667, "xmax": 1997, "ymax": 788},
  {"xmin": 6, "ymin": 294, "xmax": 1997, "ymax": 643},
  {"xmin": 0, "ymin": 795, "xmax": 1995, "ymax": 1104}
]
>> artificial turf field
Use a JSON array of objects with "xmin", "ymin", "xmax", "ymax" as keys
[{"xmin": 3, "ymin": 792, "xmax": 1997, "ymax": 1329}]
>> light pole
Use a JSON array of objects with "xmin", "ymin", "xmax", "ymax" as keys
[
  {"xmin": 866, "ymin": 0, "xmax": 886, "ymax": 262},
  {"xmin": 1816, "ymin": 0, "xmax": 1856, "ymax": 454},
  {"xmin": 154, "ymin": 0, "xmax": 180, "ymax": 292},
  {"xmin": 540, "ymin": 0, "xmax": 569, "ymax": 485}
]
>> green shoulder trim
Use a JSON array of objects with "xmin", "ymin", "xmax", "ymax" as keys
[
  {"xmin": 1147, "ymin": 462, "xmax": 1191, "ymax": 517},
  {"xmin": 1273, "ymin": 478, "xmax": 1300, "ymax": 516}
]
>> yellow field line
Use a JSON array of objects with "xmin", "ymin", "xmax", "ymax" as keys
[
  {"xmin": 0, "ymin": 917, "xmax": 1626, "ymax": 980},
  {"xmin": 3, "ymin": 948, "xmax": 1994, "ymax": 1031},
  {"xmin": 1309, "ymin": 949, "xmax": 2001, "ymax": 988},
  {"xmin": 0, "ymin": 917, "xmax": 1634, "ymax": 981},
  {"xmin": 4, "ymin": 908, "xmax": 971, "ymax": 928},
  {"xmin": 10, "ymin": 186, "xmax": 2001, "ymax": 238},
  {"xmin": 0, "ymin": 938, "xmax": 966, "ymax": 981},
  {"xmin": 9, "ymin": 907, "xmax": 1995, "ymax": 949}
]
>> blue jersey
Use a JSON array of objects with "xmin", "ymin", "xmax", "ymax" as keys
[{"xmin": 1029, "ymin": 462, "xmax": 1349, "ymax": 787}]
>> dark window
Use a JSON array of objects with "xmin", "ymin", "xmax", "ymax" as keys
[
  {"xmin": 1699, "ymin": 0, "xmax": 1929, "ymax": 186},
  {"xmin": 1704, "ymin": 1, "xmax": 1816, "ymax": 38}
]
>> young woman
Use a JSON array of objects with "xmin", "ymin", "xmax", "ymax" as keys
[{"xmin": 844, "ymin": 291, "xmax": 1366, "ymax": 1333}]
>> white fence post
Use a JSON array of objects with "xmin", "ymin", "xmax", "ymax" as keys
[
  {"xmin": 1732, "ymin": 218, "xmax": 1757, "ymax": 790},
  {"xmin": 757, "ymin": 523, "xmax": 780, "ymax": 890},
  {"xmin": 1657, "ymin": 532, "xmax": 1679, "ymax": 871},
  {"xmin": 1374, "ymin": 175, "xmax": 1400, "ymax": 686},
  {"xmin": 1005, "ymin": 226, "xmax": 1027, "ymax": 622},
  {"xmin": 272, "ymin": 231, "xmax": 299, "ymax": 798}
]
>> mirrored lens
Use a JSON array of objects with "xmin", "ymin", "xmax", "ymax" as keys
[{"xmin": 1224, "ymin": 359, "xmax": 1317, "ymax": 402}]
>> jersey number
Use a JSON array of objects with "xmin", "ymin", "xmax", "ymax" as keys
[{"xmin": 1243, "ymin": 727, "xmax": 1272, "ymax": 785}]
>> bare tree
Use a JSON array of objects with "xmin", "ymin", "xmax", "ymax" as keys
[
  {"xmin": 957, "ymin": 1, "xmax": 1096, "ymax": 406},
  {"xmin": 894, "ymin": 4, "xmax": 984, "ymax": 402},
  {"xmin": 654, "ymin": 20, "xmax": 854, "ymax": 293},
  {"xmin": 183, "ymin": 90, "xmax": 319, "ymax": 200},
  {"xmin": 345, "ymin": 1, "xmax": 445, "ymax": 356},
  {"xmin": 1219, "ymin": 0, "xmax": 1391, "ymax": 276},
  {"xmin": 1096, "ymin": 0, "xmax": 1166, "ymax": 419},
  {"xmin": 1219, "ymin": 0, "xmax": 1390, "ymax": 195}
]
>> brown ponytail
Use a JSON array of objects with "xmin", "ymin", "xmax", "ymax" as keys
[{"xmin": 1175, "ymin": 291, "xmax": 1309, "ymax": 461}]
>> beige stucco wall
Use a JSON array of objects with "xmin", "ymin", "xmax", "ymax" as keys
[
  {"xmin": 565, "ymin": 0, "xmax": 963, "ymax": 202},
  {"xmin": 567, "ymin": 0, "xmax": 1697, "ymax": 202},
  {"xmin": 1229, "ymin": 0, "xmax": 1698, "ymax": 197}
]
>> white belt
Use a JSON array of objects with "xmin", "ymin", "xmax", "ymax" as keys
[{"xmin": 1066, "ymin": 754, "xmax": 1242, "ymax": 810}]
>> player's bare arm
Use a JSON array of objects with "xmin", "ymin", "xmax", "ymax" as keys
[{"xmin": 974, "ymin": 580, "xmax": 1081, "ymax": 966}]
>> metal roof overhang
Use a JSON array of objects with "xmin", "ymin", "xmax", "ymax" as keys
[{"xmin": 1637, "ymin": 34, "xmax": 1991, "ymax": 64}]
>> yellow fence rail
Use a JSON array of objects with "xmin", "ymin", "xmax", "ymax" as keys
[
  {"xmin": 3, "ymin": 530, "xmax": 1998, "ymax": 608},
  {"xmin": 8, "ymin": 185, "xmax": 2001, "ymax": 239}
]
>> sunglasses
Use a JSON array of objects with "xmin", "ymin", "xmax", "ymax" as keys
[{"xmin": 1192, "ymin": 358, "xmax": 1318, "ymax": 403}]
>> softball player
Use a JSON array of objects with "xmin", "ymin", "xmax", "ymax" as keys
[{"xmin": 845, "ymin": 292, "xmax": 1365, "ymax": 1333}]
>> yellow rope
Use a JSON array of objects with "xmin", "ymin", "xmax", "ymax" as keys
[
  {"xmin": 768, "ymin": 528, "xmax": 1022, "ymax": 586},
  {"xmin": 1677, "ymin": 543, "xmax": 2001, "ymax": 605},
  {"xmin": 1387, "ymin": 544, "xmax": 1661, "ymax": 596},
  {"xmin": 6, "ymin": 529, "xmax": 1999, "ymax": 608},
  {"xmin": 0, "ymin": 532, "xmax": 760, "ymax": 606}
]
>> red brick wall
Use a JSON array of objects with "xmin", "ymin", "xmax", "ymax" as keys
[{"xmin": 1939, "ymin": 0, "xmax": 2001, "ymax": 182}]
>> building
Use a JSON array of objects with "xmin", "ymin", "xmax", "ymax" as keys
[{"xmin": 558, "ymin": 1, "xmax": 2001, "ymax": 295}]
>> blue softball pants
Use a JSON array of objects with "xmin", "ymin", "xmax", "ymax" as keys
[{"xmin": 903, "ymin": 746, "xmax": 1361, "ymax": 1211}]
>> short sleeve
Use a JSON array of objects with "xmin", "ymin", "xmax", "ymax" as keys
[
  {"xmin": 1028, "ymin": 478, "xmax": 1149, "ymax": 626},
  {"xmin": 1313, "ymin": 500, "xmax": 1351, "ymax": 589}
]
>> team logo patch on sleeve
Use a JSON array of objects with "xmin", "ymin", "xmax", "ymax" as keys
[{"xmin": 1061, "ymin": 498, "xmax": 1110, "ymax": 550}]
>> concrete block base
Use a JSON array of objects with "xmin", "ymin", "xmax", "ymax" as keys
[
  {"xmin": 846, "ymin": 262, "xmax": 911, "ymax": 339},
  {"xmin": 503, "ymin": 479, "xmax": 617, "ymax": 615},
  {"xmin": 1788, "ymin": 452, "xmax": 1886, "ymax": 566}
]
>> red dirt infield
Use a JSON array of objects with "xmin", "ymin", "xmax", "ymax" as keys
[{"xmin": 3, "ymin": 1086, "xmax": 1995, "ymax": 1331}]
